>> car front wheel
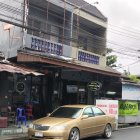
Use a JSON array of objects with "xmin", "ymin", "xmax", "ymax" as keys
[
  {"xmin": 103, "ymin": 124, "xmax": 112, "ymax": 138},
  {"xmin": 69, "ymin": 128, "xmax": 80, "ymax": 140}
]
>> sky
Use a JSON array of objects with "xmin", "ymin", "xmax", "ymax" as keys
[{"xmin": 85, "ymin": 0, "xmax": 140, "ymax": 75}]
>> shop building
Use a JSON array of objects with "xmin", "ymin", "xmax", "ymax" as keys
[
  {"xmin": 0, "ymin": 0, "xmax": 121, "ymax": 119},
  {"xmin": 0, "ymin": 62, "xmax": 45, "ymax": 120}
]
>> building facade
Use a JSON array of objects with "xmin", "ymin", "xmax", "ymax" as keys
[{"xmin": 0, "ymin": 0, "xmax": 121, "ymax": 118}]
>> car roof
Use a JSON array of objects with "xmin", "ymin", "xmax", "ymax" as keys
[{"xmin": 61, "ymin": 104, "xmax": 95, "ymax": 108}]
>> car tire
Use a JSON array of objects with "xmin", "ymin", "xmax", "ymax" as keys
[
  {"xmin": 69, "ymin": 128, "xmax": 80, "ymax": 140},
  {"xmin": 103, "ymin": 124, "xmax": 112, "ymax": 139}
]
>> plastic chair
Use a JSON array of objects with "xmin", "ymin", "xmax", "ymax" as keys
[
  {"xmin": 26, "ymin": 104, "xmax": 33, "ymax": 119},
  {"xmin": 16, "ymin": 108, "xmax": 26, "ymax": 127}
]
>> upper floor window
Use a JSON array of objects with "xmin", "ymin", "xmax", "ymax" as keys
[
  {"xmin": 50, "ymin": 25, "xmax": 60, "ymax": 43},
  {"xmin": 78, "ymin": 36, "xmax": 87, "ymax": 50}
]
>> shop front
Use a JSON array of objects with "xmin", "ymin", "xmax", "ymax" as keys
[
  {"xmin": 17, "ymin": 51, "xmax": 122, "ymax": 111},
  {"xmin": 60, "ymin": 69, "xmax": 122, "ymax": 106},
  {"xmin": 61, "ymin": 80, "xmax": 87, "ymax": 105},
  {"xmin": 0, "ymin": 62, "xmax": 44, "ymax": 129}
]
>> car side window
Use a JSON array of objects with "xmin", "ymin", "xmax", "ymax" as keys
[
  {"xmin": 92, "ymin": 107, "xmax": 105, "ymax": 116},
  {"xmin": 83, "ymin": 107, "xmax": 94, "ymax": 117}
]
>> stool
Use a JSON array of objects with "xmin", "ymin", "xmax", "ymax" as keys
[
  {"xmin": 26, "ymin": 104, "xmax": 33, "ymax": 119},
  {"xmin": 0, "ymin": 117, "xmax": 8, "ymax": 128},
  {"xmin": 16, "ymin": 108, "xmax": 26, "ymax": 127}
]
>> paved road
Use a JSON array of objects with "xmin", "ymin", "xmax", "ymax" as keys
[
  {"xmin": 84, "ymin": 126, "xmax": 140, "ymax": 140},
  {"xmin": 2, "ymin": 126, "xmax": 140, "ymax": 140}
]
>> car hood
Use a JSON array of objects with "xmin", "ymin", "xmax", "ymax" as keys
[{"xmin": 33, "ymin": 117, "xmax": 74, "ymax": 126}]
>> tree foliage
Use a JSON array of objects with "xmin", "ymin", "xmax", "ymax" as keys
[
  {"xmin": 128, "ymin": 75, "xmax": 140, "ymax": 83},
  {"xmin": 106, "ymin": 48, "xmax": 117, "ymax": 67},
  {"xmin": 123, "ymin": 70, "xmax": 130, "ymax": 76}
]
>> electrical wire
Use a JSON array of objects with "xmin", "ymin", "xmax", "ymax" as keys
[
  {"xmin": 115, "ymin": 60, "xmax": 140, "ymax": 69},
  {"xmin": 1, "ymin": 0, "xmax": 140, "ymax": 46},
  {"xmin": 2, "ymin": 0, "xmax": 140, "ymax": 40},
  {"xmin": 108, "ymin": 23, "xmax": 140, "ymax": 35},
  {"xmin": 0, "ymin": 0, "xmax": 140, "ymax": 60}
]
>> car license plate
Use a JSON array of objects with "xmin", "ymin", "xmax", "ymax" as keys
[{"xmin": 35, "ymin": 132, "xmax": 43, "ymax": 137}]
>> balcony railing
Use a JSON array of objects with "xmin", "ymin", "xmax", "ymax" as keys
[
  {"xmin": 78, "ymin": 51, "xmax": 99, "ymax": 65},
  {"xmin": 31, "ymin": 37, "xmax": 63, "ymax": 56}
]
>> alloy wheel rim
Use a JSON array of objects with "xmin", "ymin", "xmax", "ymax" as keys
[
  {"xmin": 70, "ymin": 129, "xmax": 79, "ymax": 140},
  {"xmin": 105, "ymin": 125, "xmax": 112, "ymax": 137}
]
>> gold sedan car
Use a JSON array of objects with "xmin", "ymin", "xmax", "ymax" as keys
[{"xmin": 28, "ymin": 104, "xmax": 116, "ymax": 140}]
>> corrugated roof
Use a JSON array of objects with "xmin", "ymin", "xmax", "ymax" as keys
[
  {"xmin": 0, "ymin": 61, "xmax": 44, "ymax": 76},
  {"xmin": 66, "ymin": 0, "xmax": 107, "ymax": 21}
]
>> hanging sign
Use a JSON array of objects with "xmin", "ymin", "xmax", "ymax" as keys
[
  {"xmin": 88, "ymin": 81, "xmax": 102, "ymax": 91},
  {"xmin": 16, "ymin": 82, "xmax": 25, "ymax": 93}
]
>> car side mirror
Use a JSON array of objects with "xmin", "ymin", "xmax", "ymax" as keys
[{"xmin": 81, "ymin": 115, "xmax": 88, "ymax": 119}]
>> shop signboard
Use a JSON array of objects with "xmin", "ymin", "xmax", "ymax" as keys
[
  {"xmin": 87, "ymin": 81, "xmax": 102, "ymax": 91},
  {"xmin": 78, "ymin": 51, "xmax": 99, "ymax": 65},
  {"xmin": 119, "ymin": 101, "xmax": 138, "ymax": 116},
  {"xmin": 96, "ymin": 100, "xmax": 118, "ymax": 119},
  {"xmin": 31, "ymin": 37, "xmax": 63, "ymax": 55},
  {"xmin": 16, "ymin": 81, "xmax": 25, "ymax": 94}
]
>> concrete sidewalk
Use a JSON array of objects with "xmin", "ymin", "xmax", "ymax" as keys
[
  {"xmin": 0, "ymin": 133, "xmax": 28, "ymax": 140},
  {"xmin": 0, "ymin": 121, "xmax": 31, "ymax": 140},
  {"xmin": 0, "ymin": 125, "xmax": 28, "ymax": 140}
]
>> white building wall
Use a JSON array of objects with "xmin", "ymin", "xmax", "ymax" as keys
[
  {"xmin": 0, "ymin": 0, "xmax": 24, "ymax": 58},
  {"xmin": 122, "ymin": 82, "xmax": 140, "ymax": 100},
  {"xmin": 74, "ymin": 9, "xmax": 107, "ymax": 28}
]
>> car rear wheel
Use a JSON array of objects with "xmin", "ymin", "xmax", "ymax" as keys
[
  {"xmin": 103, "ymin": 124, "xmax": 112, "ymax": 138},
  {"xmin": 69, "ymin": 128, "xmax": 80, "ymax": 140}
]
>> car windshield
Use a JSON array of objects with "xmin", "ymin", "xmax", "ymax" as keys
[{"xmin": 50, "ymin": 107, "xmax": 83, "ymax": 118}]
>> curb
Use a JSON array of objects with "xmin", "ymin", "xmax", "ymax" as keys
[
  {"xmin": 118, "ymin": 124, "xmax": 130, "ymax": 129},
  {"xmin": 118, "ymin": 123, "xmax": 140, "ymax": 130},
  {"xmin": 0, "ymin": 134, "xmax": 28, "ymax": 140}
]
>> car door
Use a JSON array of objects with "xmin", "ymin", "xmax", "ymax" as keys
[
  {"xmin": 79, "ymin": 107, "xmax": 96, "ymax": 138},
  {"xmin": 91, "ymin": 107, "xmax": 107, "ymax": 134}
]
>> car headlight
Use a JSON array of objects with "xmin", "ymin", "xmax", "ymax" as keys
[
  {"xmin": 29, "ymin": 123, "xmax": 34, "ymax": 129},
  {"xmin": 50, "ymin": 125, "xmax": 66, "ymax": 130}
]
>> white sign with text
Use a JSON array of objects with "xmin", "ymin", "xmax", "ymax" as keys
[{"xmin": 96, "ymin": 100, "xmax": 118, "ymax": 120}]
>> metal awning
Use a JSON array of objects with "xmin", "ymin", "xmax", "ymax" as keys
[
  {"xmin": 0, "ymin": 61, "xmax": 44, "ymax": 76},
  {"xmin": 17, "ymin": 51, "xmax": 121, "ymax": 77}
]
